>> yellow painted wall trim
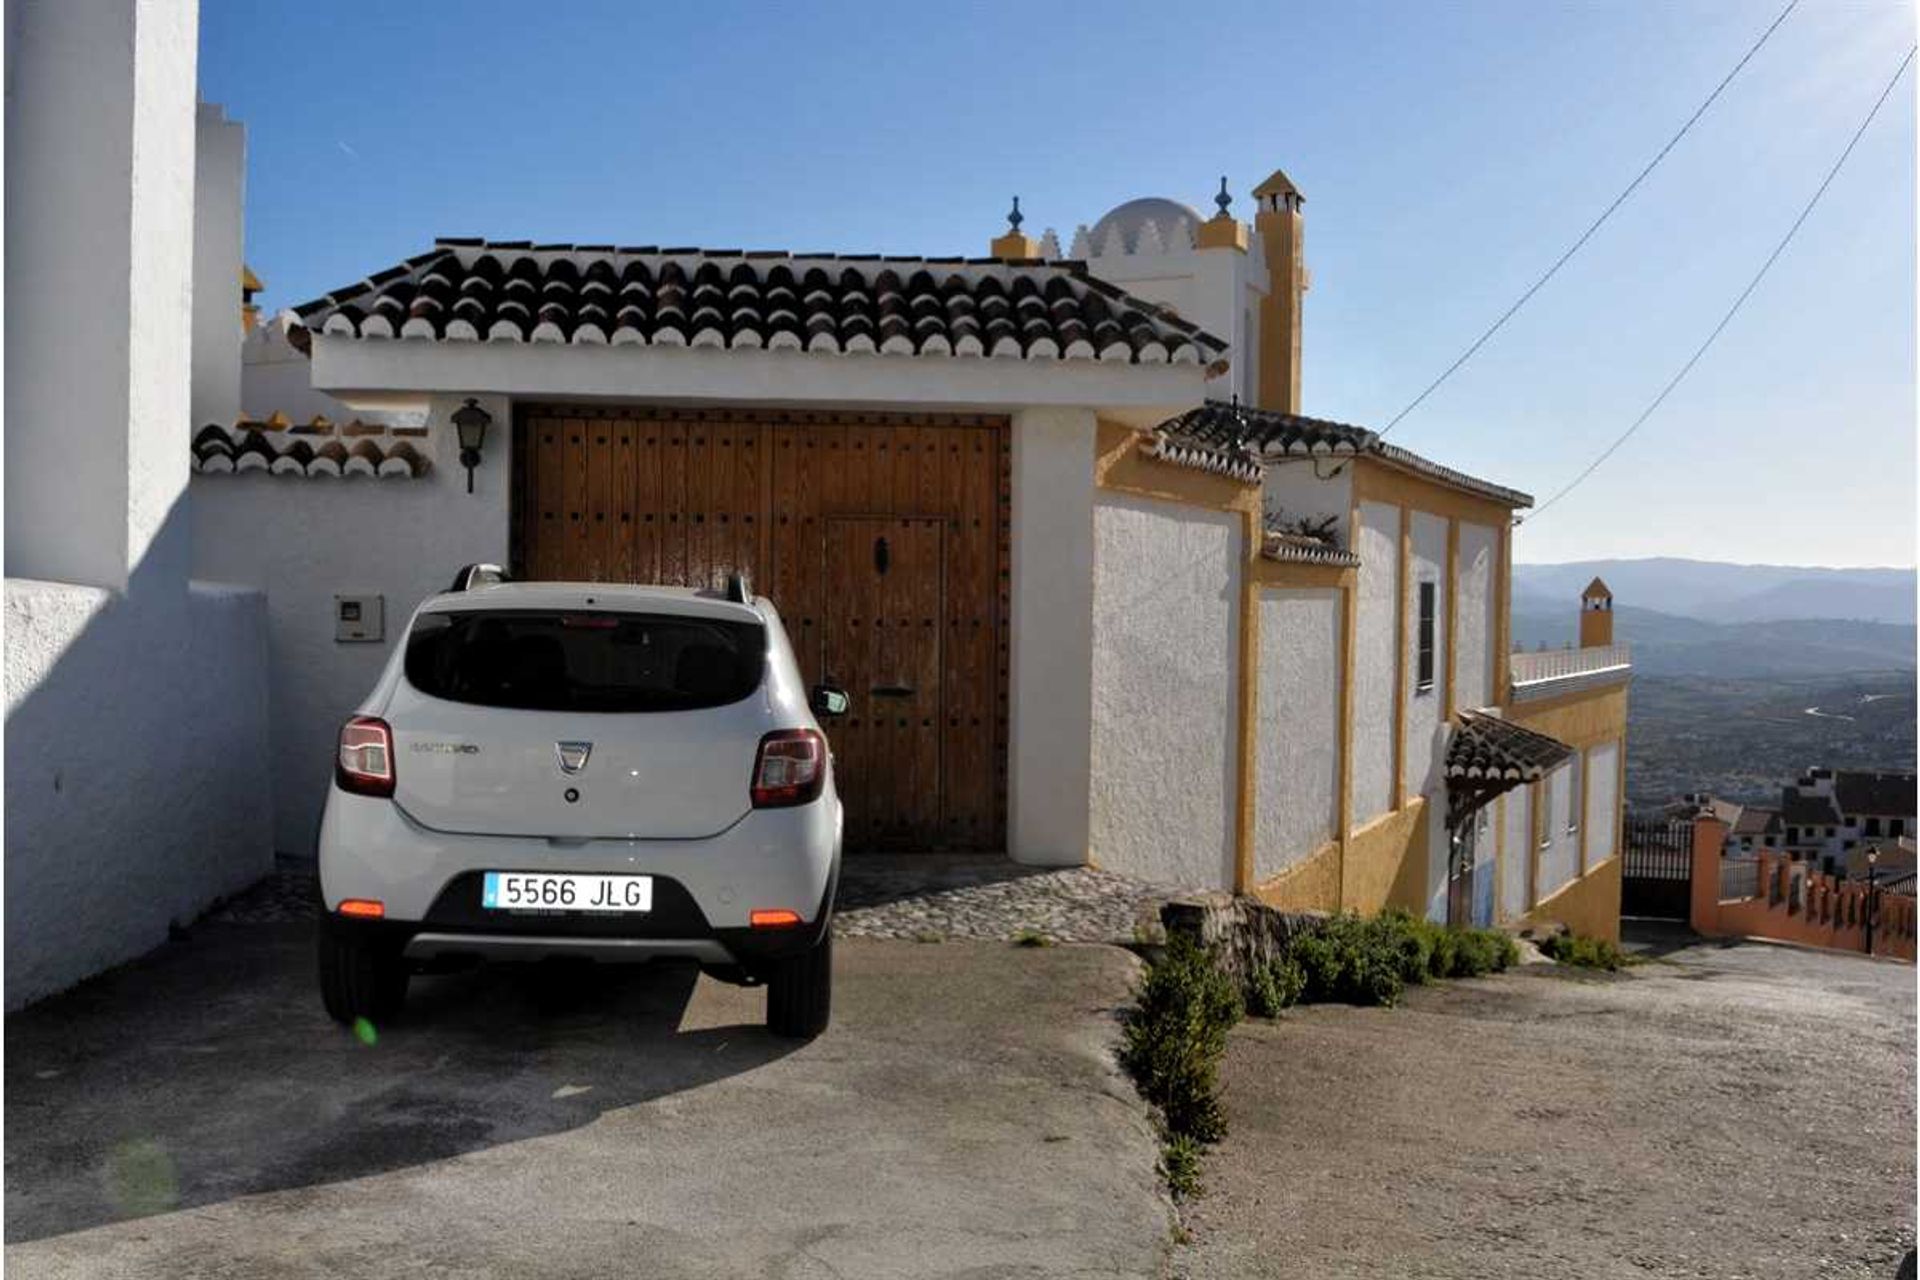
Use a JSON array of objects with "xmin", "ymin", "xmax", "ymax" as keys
[
  {"xmin": 1350, "ymin": 456, "xmax": 1519, "ymax": 526},
  {"xmin": 1343, "ymin": 799, "xmax": 1431, "ymax": 915},
  {"xmin": 1505, "ymin": 684, "xmax": 1629, "ymax": 751},
  {"xmin": 1337, "ymin": 490, "xmax": 1361, "ymax": 909},
  {"xmin": 1248, "ymin": 838, "xmax": 1342, "ymax": 914},
  {"xmin": 1494, "ymin": 520, "xmax": 1513, "ymax": 706},
  {"xmin": 1233, "ymin": 505, "xmax": 1261, "ymax": 893},
  {"xmin": 1250, "ymin": 559, "xmax": 1354, "ymax": 590},
  {"xmin": 1094, "ymin": 419, "xmax": 1258, "ymax": 515},
  {"xmin": 1521, "ymin": 855, "xmax": 1622, "ymax": 943}
]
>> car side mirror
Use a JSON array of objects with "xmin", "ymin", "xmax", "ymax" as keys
[{"xmin": 810, "ymin": 683, "xmax": 850, "ymax": 718}]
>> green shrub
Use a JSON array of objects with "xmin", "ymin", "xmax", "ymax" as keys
[
  {"xmin": 1373, "ymin": 908, "xmax": 1435, "ymax": 984},
  {"xmin": 1283, "ymin": 912, "xmax": 1519, "ymax": 1002},
  {"xmin": 1245, "ymin": 955, "xmax": 1306, "ymax": 1017},
  {"xmin": 1281, "ymin": 914, "xmax": 1404, "ymax": 1008},
  {"xmin": 1159, "ymin": 1132, "xmax": 1204, "ymax": 1201},
  {"xmin": 1542, "ymin": 932, "xmax": 1626, "ymax": 971},
  {"xmin": 1450, "ymin": 927, "xmax": 1502, "ymax": 977},
  {"xmin": 1119, "ymin": 934, "xmax": 1242, "ymax": 1143}
]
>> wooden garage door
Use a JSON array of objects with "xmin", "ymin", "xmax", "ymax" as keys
[{"xmin": 511, "ymin": 406, "xmax": 1009, "ymax": 851}]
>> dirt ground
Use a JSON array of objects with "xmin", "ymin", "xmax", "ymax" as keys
[{"xmin": 1174, "ymin": 931, "xmax": 1916, "ymax": 1280}]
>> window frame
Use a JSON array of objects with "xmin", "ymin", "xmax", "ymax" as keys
[{"xmin": 1414, "ymin": 579, "xmax": 1437, "ymax": 695}]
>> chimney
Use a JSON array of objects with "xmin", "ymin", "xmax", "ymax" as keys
[
  {"xmin": 1579, "ymin": 577, "xmax": 1613, "ymax": 648},
  {"xmin": 1252, "ymin": 169, "xmax": 1306, "ymax": 414}
]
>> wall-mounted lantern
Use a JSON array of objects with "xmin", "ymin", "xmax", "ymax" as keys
[{"xmin": 451, "ymin": 398, "xmax": 491, "ymax": 494}]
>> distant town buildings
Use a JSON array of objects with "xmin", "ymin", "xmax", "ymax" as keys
[{"xmin": 1668, "ymin": 768, "xmax": 1915, "ymax": 878}]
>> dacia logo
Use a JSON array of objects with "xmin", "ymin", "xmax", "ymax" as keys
[{"xmin": 555, "ymin": 741, "xmax": 592, "ymax": 775}]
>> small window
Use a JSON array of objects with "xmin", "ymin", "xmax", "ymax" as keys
[
  {"xmin": 1825, "ymin": 826, "xmax": 1836, "ymax": 838},
  {"xmin": 1866, "ymin": 817, "xmax": 1882, "ymax": 836},
  {"xmin": 1787, "ymin": 827, "xmax": 1799, "ymax": 844},
  {"xmin": 1415, "ymin": 581, "xmax": 1436, "ymax": 693},
  {"xmin": 1892, "ymin": 818, "xmax": 1906, "ymax": 838}
]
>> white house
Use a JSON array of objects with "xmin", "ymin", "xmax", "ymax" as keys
[
  {"xmin": 192, "ymin": 174, "xmax": 1632, "ymax": 939},
  {"xmin": 4, "ymin": 1, "xmax": 1635, "ymax": 1010}
]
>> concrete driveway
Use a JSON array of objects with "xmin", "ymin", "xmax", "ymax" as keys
[
  {"xmin": 1172, "ymin": 931, "xmax": 1917, "ymax": 1280},
  {"xmin": 5, "ymin": 921, "xmax": 1168, "ymax": 1278}
]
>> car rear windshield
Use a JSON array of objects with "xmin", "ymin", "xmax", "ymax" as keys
[{"xmin": 404, "ymin": 610, "xmax": 766, "ymax": 713}]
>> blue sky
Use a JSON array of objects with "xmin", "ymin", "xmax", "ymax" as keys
[{"xmin": 201, "ymin": 0, "xmax": 1915, "ymax": 568}]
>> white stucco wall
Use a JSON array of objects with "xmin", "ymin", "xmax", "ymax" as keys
[
  {"xmin": 5, "ymin": 578, "xmax": 272, "ymax": 1009},
  {"xmin": 1500, "ymin": 787, "xmax": 1532, "ymax": 919},
  {"xmin": 1007, "ymin": 407, "xmax": 1096, "ymax": 866},
  {"xmin": 1351, "ymin": 500, "xmax": 1399, "ymax": 826},
  {"xmin": 1584, "ymin": 740, "xmax": 1620, "ymax": 867},
  {"xmin": 1254, "ymin": 588, "xmax": 1341, "ymax": 882},
  {"xmin": 5, "ymin": 0, "xmax": 196, "ymax": 591},
  {"xmin": 1403, "ymin": 511, "xmax": 1448, "ymax": 802},
  {"xmin": 1262, "ymin": 459, "xmax": 1352, "ymax": 549},
  {"xmin": 190, "ymin": 394, "xmax": 513, "ymax": 854},
  {"xmin": 1089, "ymin": 493, "xmax": 1240, "ymax": 888},
  {"xmin": 1082, "ymin": 240, "xmax": 1266, "ymax": 405},
  {"xmin": 1453, "ymin": 521, "xmax": 1496, "ymax": 712},
  {"xmin": 190, "ymin": 102, "xmax": 244, "ymax": 432},
  {"xmin": 1539, "ymin": 760, "xmax": 1578, "ymax": 900}
]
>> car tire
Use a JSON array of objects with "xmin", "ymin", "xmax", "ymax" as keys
[
  {"xmin": 766, "ymin": 929, "xmax": 832, "ymax": 1039},
  {"xmin": 317, "ymin": 915, "xmax": 409, "ymax": 1026}
]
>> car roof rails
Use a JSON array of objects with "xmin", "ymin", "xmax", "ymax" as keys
[{"xmin": 448, "ymin": 563, "xmax": 510, "ymax": 593}]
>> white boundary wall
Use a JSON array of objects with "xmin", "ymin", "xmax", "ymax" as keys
[
  {"xmin": 190, "ymin": 395, "xmax": 512, "ymax": 853},
  {"xmin": 1351, "ymin": 501, "xmax": 1399, "ymax": 825},
  {"xmin": 1089, "ymin": 492, "xmax": 1240, "ymax": 888},
  {"xmin": 1254, "ymin": 587, "xmax": 1341, "ymax": 881}
]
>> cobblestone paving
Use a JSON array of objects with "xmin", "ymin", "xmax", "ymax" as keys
[
  {"xmin": 834, "ymin": 856, "xmax": 1178, "ymax": 943},
  {"xmin": 203, "ymin": 856, "xmax": 1185, "ymax": 945}
]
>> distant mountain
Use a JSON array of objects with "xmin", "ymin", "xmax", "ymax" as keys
[
  {"xmin": 1512, "ymin": 603, "xmax": 1915, "ymax": 678},
  {"xmin": 1512, "ymin": 558, "xmax": 1914, "ymax": 625}
]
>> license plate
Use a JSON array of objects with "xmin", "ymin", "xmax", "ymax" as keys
[{"xmin": 481, "ymin": 872, "xmax": 653, "ymax": 913}]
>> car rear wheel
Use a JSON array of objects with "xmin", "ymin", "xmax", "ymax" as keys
[
  {"xmin": 766, "ymin": 930, "xmax": 832, "ymax": 1038},
  {"xmin": 317, "ymin": 914, "xmax": 409, "ymax": 1025}
]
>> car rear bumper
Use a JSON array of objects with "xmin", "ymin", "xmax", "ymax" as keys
[{"xmin": 317, "ymin": 786, "xmax": 840, "ymax": 965}]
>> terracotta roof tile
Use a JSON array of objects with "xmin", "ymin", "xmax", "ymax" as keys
[
  {"xmin": 1154, "ymin": 401, "xmax": 1532, "ymax": 508},
  {"xmin": 191, "ymin": 423, "xmax": 429, "ymax": 480},
  {"xmin": 1447, "ymin": 710, "xmax": 1574, "ymax": 784},
  {"xmin": 293, "ymin": 241, "xmax": 1225, "ymax": 366}
]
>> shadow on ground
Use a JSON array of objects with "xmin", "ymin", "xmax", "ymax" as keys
[{"xmin": 4, "ymin": 921, "xmax": 796, "ymax": 1243}]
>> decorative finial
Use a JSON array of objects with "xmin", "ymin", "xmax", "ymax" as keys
[
  {"xmin": 1215, "ymin": 176, "xmax": 1232, "ymax": 216},
  {"xmin": 1007, "ymin": 196, "xmax": 1024, "ymax": 232}
]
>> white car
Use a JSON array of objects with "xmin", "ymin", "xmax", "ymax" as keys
[{"xmin": 316, "ymin": 566, "xmax": 846, "ymax": 1038}]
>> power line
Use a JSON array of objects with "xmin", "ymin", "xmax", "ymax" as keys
[
  {"xmin": 1522, "ymin": 44, "xmax": 1916, "ymax": 525},
  {"xmin": 1374, "ymin": 0, "xmax": 1800, "ymax": 443}
]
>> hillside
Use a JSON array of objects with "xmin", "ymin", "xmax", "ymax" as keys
[
  {"xmin": 1512, "ymin": 604, "xmax": 1915, "ymax": 678},
  {"xmin": 1625, "ymin": 672, "xmax": 1916, "ymax": 809},
  {"xmin": 1513, "ymin": 558, "xmax": 1914, "ymax": 625}
]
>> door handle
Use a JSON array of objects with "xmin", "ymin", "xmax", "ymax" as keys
[{"xmin": 871, "ymin": 684, "xmax": 915, "ymax": 698}]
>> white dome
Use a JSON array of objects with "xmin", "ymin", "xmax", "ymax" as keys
[{"xmin": 1088, "ymin": 197, "xmax": 1203, "ymax": 255}]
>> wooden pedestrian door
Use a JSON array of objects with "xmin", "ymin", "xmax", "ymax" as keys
[
  {"xmin": 823, "ymin": 518, "xmax": 943, "ymax": 848},
  {"xmin": 511, "ymin": 406, "xmax": 1009, "ymax": 852}
]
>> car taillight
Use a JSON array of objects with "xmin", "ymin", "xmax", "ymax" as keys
[
  {"xmin": 750, "ymin": 729, "xmax": 825, "ymax": 808},
  {"xmin": 336, "ymin": 716, "xmax": 396, "ymax": 797}
]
